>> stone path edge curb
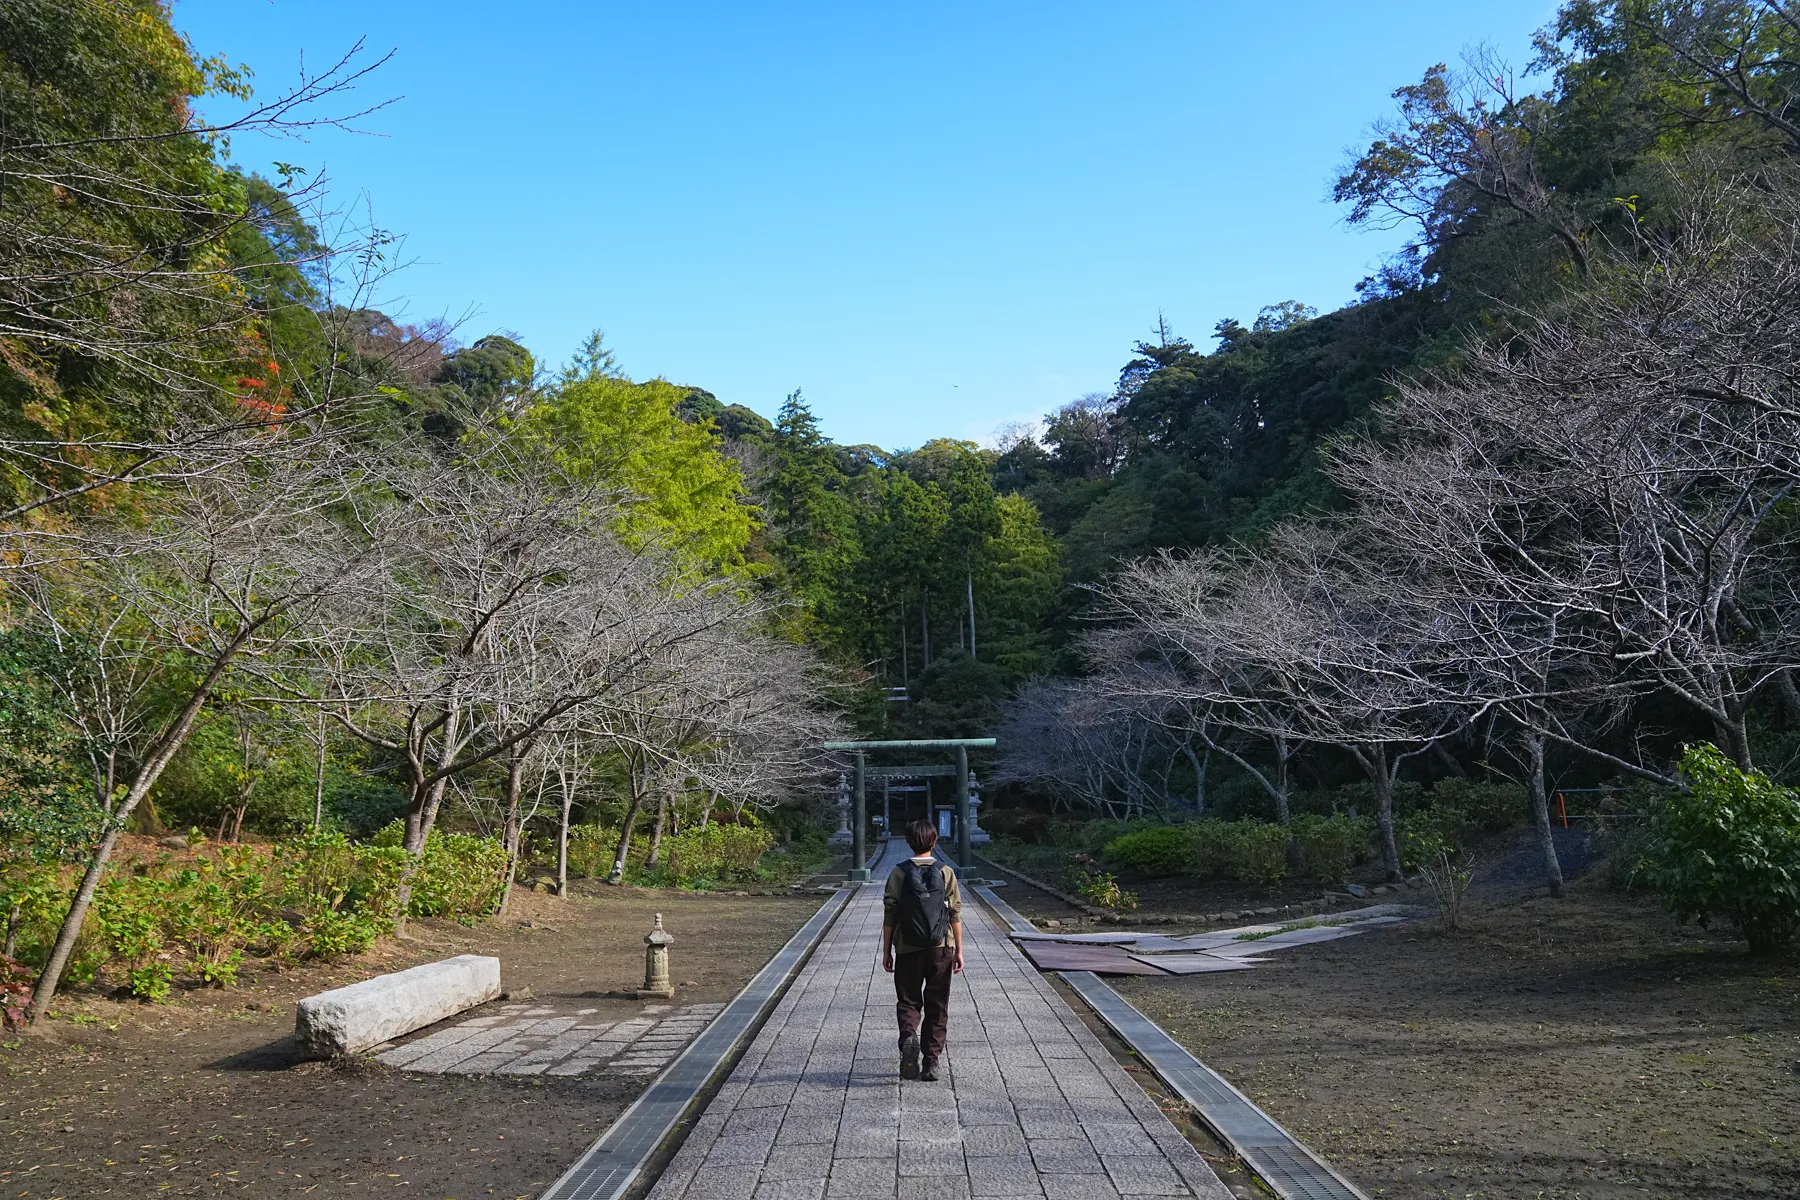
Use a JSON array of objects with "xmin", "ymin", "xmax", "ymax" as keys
[
  {"xmin": 971, "ymin": 885, "xmax": 1373, "ymax": 1200},
  {"xmin": 537, "ymin": 880, "xmax": 860, "ymax": 1200},
  {"xmin": 1056, "ymin": 973, "xmax": 1373, "ymax": 1200}
]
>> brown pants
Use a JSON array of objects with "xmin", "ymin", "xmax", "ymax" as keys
[{"xmin": 894, "ymin": 945, "xmax": 955, "ymax": 1059}]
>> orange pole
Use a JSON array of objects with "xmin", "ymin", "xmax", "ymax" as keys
[{"xmin": 1556, "ymin": 791, "xmax": 1568, "ymax": 829}]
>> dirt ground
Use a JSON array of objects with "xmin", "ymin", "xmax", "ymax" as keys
[
  {"xmin": 1, "ymin": 881, "xmax": 832, "ymax": 1200},
  {"xmin": 1098, "ymin": 878, "xmax": 1800, "ymax": 1200}
]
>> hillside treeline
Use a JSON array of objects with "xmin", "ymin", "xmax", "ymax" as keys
[
  {"xmin": 983, "ymin": 1, "xmax": 1800, "ymax": 926},
  {"xmin": 0, "ymin": 1, "xmax": 847, "ymax": 1024}
]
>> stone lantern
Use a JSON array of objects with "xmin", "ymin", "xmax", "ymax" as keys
[
  {"xmin": 639, "ymin": 913, "xmax": 675, "ymax": 999},
  {"xmin": 829, "ymin": 771, "xmax": 854, "ymax": 844},
  {"xmin": 967, "ymin": 771, "xmax": 991, "ymax": 845}
]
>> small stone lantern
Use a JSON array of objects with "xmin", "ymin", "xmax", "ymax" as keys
[{"xmin": 639, "ymin": 913, "xmax": 675, "ymax": 998}]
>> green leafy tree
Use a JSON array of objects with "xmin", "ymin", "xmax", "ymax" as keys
[
  {"xmin": 1651, "ymin": 743, "xmax": 1800, "ymax": 953},
  {"xmin": 518, "ymin": 340, "xmax": 755, "ymax": 572},
  {"xmin": 766, "ymin": 391, "xmax": 860, "ymax": 631}
]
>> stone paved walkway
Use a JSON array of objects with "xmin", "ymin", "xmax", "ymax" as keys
[
  {"xmin": 375, "ymin": 1001, "xmax": 726, "ymax": 1077},
  {"xmin": 648, "ymin": 843, "xmax": 1230, "ymax": 1200}
]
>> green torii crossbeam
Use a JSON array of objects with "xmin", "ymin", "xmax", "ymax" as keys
[{"xmin": 823, "ymin": 738, "xmax": 996, "ymax": 879}]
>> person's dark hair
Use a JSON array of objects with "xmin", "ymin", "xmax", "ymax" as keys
[{"xmin": 905, "ymin": 819, "xmax": 938, "ymax": 854}]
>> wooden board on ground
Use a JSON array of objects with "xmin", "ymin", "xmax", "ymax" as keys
[
  {"xmin": 1252, "ymin": 926, "xmax": 1366, "ymax": 947},
  {"xmin": 1135, "ymin": 953, "xmax": 1261, "ymax": 974},
  {"xmin": 1016, "ymin": 940, "xmax": 1173, "ymax": 974}
]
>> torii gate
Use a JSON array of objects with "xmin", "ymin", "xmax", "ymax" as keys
[{"xmin": 823, "ymin": 738, "xmax": 996, "ymax": 880}]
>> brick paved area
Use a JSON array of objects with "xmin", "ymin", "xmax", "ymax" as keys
[{"xmin": 648, "ymin": 844, "xmax": 1230, "ymax": 1200}]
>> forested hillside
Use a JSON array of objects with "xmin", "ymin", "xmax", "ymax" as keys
[{"xmin": 9, "ymin": 0, "xmax": 1800, "ymax": 1024}]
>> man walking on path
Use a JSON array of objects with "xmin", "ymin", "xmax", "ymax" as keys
[{"xmin": 881, "ymin": 819, "xmax": 964, "ymax": 1082}]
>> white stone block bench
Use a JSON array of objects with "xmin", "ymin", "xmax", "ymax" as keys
[{"xmin": 296, "ymin": 954, "xmax": 501, "ymax": 1057}]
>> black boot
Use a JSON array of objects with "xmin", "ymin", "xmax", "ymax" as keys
[
  {"xmin": 919, "ymin": 1056, "xmax": 939, "ymax": 1082},
  {"xmin": 899, "ymin": 1032, "xmax": 921, "ymax": 1080}
]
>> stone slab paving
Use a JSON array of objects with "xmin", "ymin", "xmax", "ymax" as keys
[
  {"xmin": 375, "ymin": 1000, "xmax": 726, "ymax": 1077},
  {"xmin": 646, "ymin": 843, "xmax": 1231, "ymax": 1200}
]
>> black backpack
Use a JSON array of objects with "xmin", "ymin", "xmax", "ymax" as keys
[{"xmin": 897, "ymin": 860, "xmax": 950, "ymax": 946}]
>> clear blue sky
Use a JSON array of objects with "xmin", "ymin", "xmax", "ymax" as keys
[{"xmin": 174, "ymin": 1, "xmax": 1559, "ymax": 450}]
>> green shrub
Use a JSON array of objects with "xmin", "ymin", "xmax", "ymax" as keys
[
  {"xmin": 275, "ymin": 830, "xmax": 405, "ymax": 959},
  {"xmin": 323, "ymin": 775, "xmax": 410, "ymax": 839},
  {"xmin": 650, "ymin": 825, "xmax": 775, "ymax": 888},
  {"xmin": 161, "ymin": 842, "xmax": 284, "ymax": 987},
  {"xmin": 1396, "ymin": 808, "xmax": 1471, "ymax": 870},
  {"xmin": 1066, "ymin": 866, "xmax": 1138, "ymax": 910},
  {"xmin": 92, "ymin": 872, "xmax": 173, "ymax": 999},
  {"xmin": 1186, "ymin": 819, "xmax": 1289, "ymax": 884},
  {"xmin": 1291, "ymin": 813, "xmax": 1372, "ymax": 883},
  {"xmin": 371, "ymin": 824, "xmax": 509, "ymax": 921},
  {"xmin": 76, "ymin": 824, "xmax": 496, "ymax": 1001},
  {"xmin": 1102, "ymin": 826, "xmax": 1190, "ymax": 877},
  {"xmin": 1220, "ymin": 821, "xmax": 1289, "ymax": 885},
  {"xmin": 1650, "ymin": 744, "xmax": 1800, "ymax": 953},
  {"xmin": 1430, "ymin": 778, "xmax": 1526, "ymax": 832},
  {"xmin": 566, "ymin": 825, "xmax": 622, "ymax": 879}
]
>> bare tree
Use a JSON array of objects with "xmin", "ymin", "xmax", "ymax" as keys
[
  {"xmin": 22, "ymin": 430, "xmax": 385, "ymax": 1022},
  {"xmin": 303, "ymin": 435, "xmax": 756, "ymax": 916},
  {"xmin": 1100, "ymin": 530, "xmax": 1460, "ymax": 880}
]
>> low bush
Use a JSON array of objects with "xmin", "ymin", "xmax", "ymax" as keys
[
  {"xmin": 59, "ymin": 825, "xmax": 507, "ymax": 1002},
  {"xmin": 1290, "ymin": 813, "xmax": 1373, "ymax": 883},
  {"xmin": 756, "ymin": 829, "xmax": 837, "ymax": 884},
  {"xmin": 1651, "ymin": 743, "xmax": 1800, "ymax": 953},
  {"xmin": 275, "ymin": 830, "xmax": 405, "ymax": 956},
  {"xmin": 1217, "ymin": 820, "xmax": 1290, "ymax": 885},
  {"xmin": 1102, "ymin": 826, "xmax": 1190, "ymax": 876},
  {"xmin": 565, "ymin": 825, "xmax": 622, "ymax": 879},
  {"xmin": 1007, "ymin": 814, "xmax": 1381, "ymax": 888},
  {"xmin": 649, "ymin": 824, "xmax": 775, "ymax": 888},
  {"xmin": 1065, "ymin": 865, "xmax": 1138, "ymax": 910},
  {"xmin": 1429, "ymin": 778, "xmax": 1526, "ymax": 832},
  {"xmin": 1184, "ymin": 819, "xmax": 1289, "ymax": 884},
  {"xmin": 1396, "ymin": 808, "xmax": 1472, "ymax": 869},
  {"xmin": 372, "ymin": 822, "xmax": 510, "ymax": 921}
]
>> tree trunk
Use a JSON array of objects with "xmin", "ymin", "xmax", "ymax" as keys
[
  {"xmin": 698, "ymin": 789, "xmax": 720, "ymax": 830},
  {"xmin": 1272, "ymin": 734, "xmax": 1293, "ymax": 826},
  {"xmin": 312, "ymin": 713, "xmax": 327, "ymax": 832},
  {"xmin": 899, "ymin": 596, "xmax": 909, "ymax": 688},
  {"xmin": 921, "ymin": 593, "xmax": 931, "ymax": 666},
  {"xmin": 30, "ymin": 630, "xmax": 248, "ymax": 1024},
  {"xmin": 556, "ymin": 772, "xmax": 574, "ymax": 900},
  {"xmin": 1525, "ymin": 731, "xmax": 1564, "ymax": 898},
  {"xmin": 966, "ymin": 568, "xmax": 976, "ymax": 660},
  {"xmin": 496, "ymin": 751, "xmax": 526, "ymax": 918},
  {"xmin": 4, "ymin": 904, "xmax": 20, "ymax": 959},
  {"xmin": 1719, "ymin": 702, "xmax": 1755, "ymax": 772},
  {"xmin": 1354, "ymin": 745, "xmax": 1403, "ymax": 882},
  {"xmin": 1431, "ymin": 740, "xmax": 1468, "ymax": 779},
  {"xmin": 646, "ymin": 793, "xmax": 670, "ymax": 868},
  {"xmin": 396, "ymin": 703, "xmax": 463, "ymax": 926},
  {"xmin": 1776, "ymin": 668, "xmax": 1800, "ymax": 727},
  {"xmin": 608, "ymin": 788, "xmax": 646, "ymax": 886}
]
